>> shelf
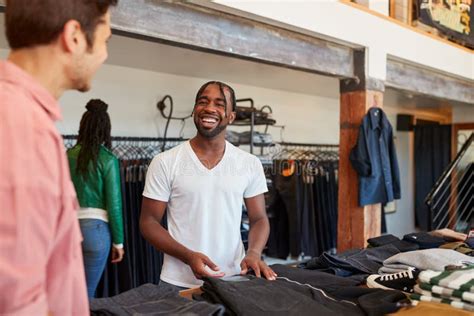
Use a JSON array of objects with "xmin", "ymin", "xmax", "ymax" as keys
[{"xmin": 231, "ymin": 121, "xmax": 275, "ymax": 126}]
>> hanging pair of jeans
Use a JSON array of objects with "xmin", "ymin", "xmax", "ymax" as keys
[
  {"xmin": 268, "ymin": 160, "xmax": 339, "ymax": 259},
  {"xmin": 326, "ymin": 162, "xmax": 338, "ymax": 250},
  {"xmin": 300, "ymin": 177, "xmax": 319, "ymax": 257},
  {"xmin": 271, "ymin": 160, "xmax": 303, "ymax": 258},
  {"xmin": 266, "ymin": 191, "xmax": 291, "ymax": 259}
]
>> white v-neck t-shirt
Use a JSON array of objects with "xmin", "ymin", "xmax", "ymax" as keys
[{"xmin": 143, "ymin": 140, "xmax": 268, "ymax": 288}]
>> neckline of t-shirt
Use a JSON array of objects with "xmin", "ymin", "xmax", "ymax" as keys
[{"xmin": 186, "ymin": 140, "xmax": 230, "ymax": 172}]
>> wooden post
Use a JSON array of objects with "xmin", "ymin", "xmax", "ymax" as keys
[
  {"xmin": 337, "ymin": 50, "xmax": 384, "ymax": 252},
  {"xmin": 338, "ymin": 91, "xmax": 383, "ymax": 251}
]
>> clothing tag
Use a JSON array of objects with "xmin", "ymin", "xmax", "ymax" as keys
[{"xmin": 282, "ymin": 160, "xmax": 295, "ymax": 177}]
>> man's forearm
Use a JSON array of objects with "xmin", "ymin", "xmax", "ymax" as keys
[
  {"xmin": 140, "ymin": 220, "xmax": 193, "ymax": 264},
  {"xmin": 247, "ymin": 217, "xmax": 270, "ymax": 255}
]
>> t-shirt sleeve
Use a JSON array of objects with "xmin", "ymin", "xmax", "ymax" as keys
[
  {"xmin": 244, "ymin": 156, "xmax": 268, "ymax": 198},
  {"xmin": 143, "ymin": 155, "xmax": 171, "ymax": 202}
]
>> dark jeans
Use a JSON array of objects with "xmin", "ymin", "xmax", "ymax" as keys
[
  {"xmin": 267, "ymin": 161, "xmax": 339, "ymax": 259},
  {"xmin": 90, "ymin": 283, "xmax": 224, "ymax": 316},
  {"xmin": 201, "ymin": 276, "xmax": 363, "ymax": 316},
  {"xmin": 368, "ymin": 234, "xmax": 420, "ymax": 252},
  {"xmin": 80, "ymin": 219, "xmax": 111, "ymax": 298},
  {"xmin": 273, "ymin": 160, "xmax": 302, "ymax": 257},
  {"xmin": 201, "ymin": 265, "xmax": 406, "ymax": 316},
  {"xmin": 304, "ymin": 244, "xmax": 400, "ymax": 275}
]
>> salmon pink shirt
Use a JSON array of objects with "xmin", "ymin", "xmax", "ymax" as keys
[{"xmin": 0, "ymin": 60, "xmax": 88, "ymax": 315}]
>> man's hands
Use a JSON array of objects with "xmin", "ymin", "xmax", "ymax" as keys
[
  {"xmin": 111, "ymin": 246, "xmax": 124, "ymax": 263},
  {"xmin": 240, "ymin": 250, "xmax": 277, "ymax": 280},
  {"xmin": 186, "ymin": 251, "xmax": 225, "ymax": 279}
]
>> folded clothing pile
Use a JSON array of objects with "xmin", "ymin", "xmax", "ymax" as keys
[
  {"xmin": 367, "ymin": 230, "xmax": 470, "ymax": 254},
  {"xmin": 367, "ymin": 234, "xmax": 419, "ymax": 252},
  {"xmin": 411, "ymin": 265, "xmax": 474, "ymax": 312},
  {"xmin": 379, "ymin": 249, "xmax": 474, "ymax": 274},
  {"xmin": 366, "ymin": 249, "xmax": 474, "ymax": 294},
  {"xmin": 225, "ymin": 130, "xmax": 273, "ymax": 145},
  {"xmin": 234, "ymin": 106, "xmax": 276, "ymax": 125},
  {"xmin": 90, "ymin": 283, "xmax": 224, "ymax": 316},
  {"xmin": 303, "ymin": 243, "xmax": 401, "ymax": 277},
  {"xmin": 199, "ymin": 264, "xmax": 408, "ymax": 316},
  {"xmin": 402, "ymin": 232, "xmax": 446, "ymax": 249}
]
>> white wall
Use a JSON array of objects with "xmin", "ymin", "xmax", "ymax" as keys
[
  {"xmin": 384, "ymin": 112, "xmax": 417, "ymax": 237},
  {"xmin": 55, "ymin": 63, "xmax": 341, "ymax": 144},
  {"xmin": 207, "ymin": 0, "xmax": 474, "ymax": 81},
  {"xmin": 2, "ymin": 46, "xmax": 342, "ymax": 144}
]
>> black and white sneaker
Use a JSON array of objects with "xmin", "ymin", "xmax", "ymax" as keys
[{"xmin": 366, "ymin": 268, "xmax": 420, "ymax": 293}]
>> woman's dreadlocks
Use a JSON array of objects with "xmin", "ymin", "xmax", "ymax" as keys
[{"xmin": 75, "ymin": 99, "xmax": 112, "ymax": 178}]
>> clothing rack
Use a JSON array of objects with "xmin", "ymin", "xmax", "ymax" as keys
[
  {"xmin": 62, "ymin": 135, "xmax": 187, "ymax": 160},
  {"xmin": 279, "ymin": 142, "xmax": 339, "ymax": 147},
  {"xmin": 271, "ymin": 142, "xmax": 339, "ymax": 161},
  {"xmin": 62, "ymin": 134, "xmax": 186, "ymax": 143},
  {"xmin": 263, "ymin": 141, "xmax": 340, "ymax": 260}
]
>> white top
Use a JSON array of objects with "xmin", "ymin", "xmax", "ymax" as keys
[
  {"xmin": 77, "ymin": 208, "xmax": 123, "ymax": 249},
  {"xmin": 143, "ymin": 141, "xmax": 268, "ymax": 288}
]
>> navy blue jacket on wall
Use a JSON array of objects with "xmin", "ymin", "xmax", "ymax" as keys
[{"xmin": 350, "ymin": 107, "xmax": 401, "ymax": 206}]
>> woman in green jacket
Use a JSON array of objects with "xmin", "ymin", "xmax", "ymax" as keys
[{"xmin": 67, "ymin": 99, "xmax": 124, "ymax": 298}]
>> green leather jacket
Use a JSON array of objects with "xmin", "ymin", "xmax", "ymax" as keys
[{"xmin": 67, "ymin": 145, "xmax": 124, "ymax": 245}]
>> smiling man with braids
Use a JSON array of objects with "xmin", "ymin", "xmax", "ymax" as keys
[
  {"xmin": 67, "ymin": 99, "xmax": 125, "ymax": 299},
  {"xmin": 140, "ymin": 81, "xmax": 277, "ymax": 290}
]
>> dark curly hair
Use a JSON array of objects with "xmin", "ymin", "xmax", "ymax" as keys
[
  {"xmin": 75, "ymin": 99, "xmax": 112, "ymax": 177},
  {"xmin": 6, "ymin": 0, "xmax": 118, "ymax": 50}
]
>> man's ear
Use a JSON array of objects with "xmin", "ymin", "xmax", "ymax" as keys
[
  {"xmin": 61, "ymin": 20, "xmax": 87, "ymax": 53},
  {"xmin": 228, "ymin": 111, "xmax": 236, "ymax": 124}
]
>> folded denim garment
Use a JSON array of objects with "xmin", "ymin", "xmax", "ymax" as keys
[
  {"xmin": 90, "ymin": 283, "xmax": 224, "ymax": 316},
  {"xmin": 403, "ymin": 232, "xmax": 445, "ymax": 249},
  {"xmin": 368, "ymin": 234, "xmax": 420, "ymax": 252}
]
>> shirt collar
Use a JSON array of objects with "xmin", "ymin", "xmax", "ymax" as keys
[
  {"xmin": 369, "ymin": 107, "xmax": 386, "ymax": 130},
  {"xmin": 0, "ymin": 60, "xmax": 62, "ymax": 121}
]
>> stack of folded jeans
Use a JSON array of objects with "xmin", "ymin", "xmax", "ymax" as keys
[
  {"xmin": 411, "ymin": 265, "xmax": 474, "ymax": 312},
  {"xmin": 90, "ymin": 283, "xmax": 224, "ymax": 316},
  {"xmin": 303, "ymin": 244, "xmax": 400, "ymax": 277},
  {"xmin": 367, "ymin": 234, "xmax": 419, "ymax": 252},
  {"xmin": 199, "ymin": 264, "xmax": 407, "ymax": 316},
  {"xmin": 402, "ymin": 232, "xmax": 446, "ymax": 249}
]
